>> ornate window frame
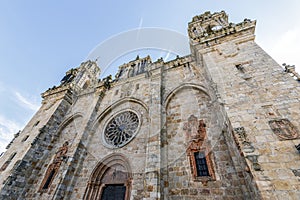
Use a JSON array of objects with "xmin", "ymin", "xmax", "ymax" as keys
[
  {"xmin": 187, "ymin": 141, "xmax": 215, "ymax": 184},
  {"xmin": 183, "ymin": 116, "xmax": 215, "ymax": 185}
]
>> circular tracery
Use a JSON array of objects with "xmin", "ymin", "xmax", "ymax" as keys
[{"xmin": 104, "ymin": 111, "xmax": 139, "ymax": 148}]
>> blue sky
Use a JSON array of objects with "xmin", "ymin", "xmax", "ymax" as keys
[{"xmin": 0, "ymin": 0, "xmax": 300, "ymax": 152}]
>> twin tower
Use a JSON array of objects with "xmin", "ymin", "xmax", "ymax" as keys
[{"xmin": 1, "ymin": 11, "xmax": 300, "ymax": 200}]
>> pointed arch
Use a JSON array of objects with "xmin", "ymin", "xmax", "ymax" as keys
[
  {"xmin": 56, "ymin": 112, "xmax": 84, "ymax": 134},
  {"xmin": 91, "ymin": 97, "xmax": 148, "ymax": 132},
  {"xmin": 164, "ymin": 83, "xmax": 210, "ymax": 108},
  {"xmin": 83, "ymin": 153, "xmax": 132, "ymax": 200}
]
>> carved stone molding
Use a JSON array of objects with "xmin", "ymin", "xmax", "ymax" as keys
[
  {"xmin": 233, "ymin": 127, "xmax": 254, "ymax": 154},
  {"xmin": 246, "ymin": 155, "xmax": 261, "ymax": 171},
  {"xmin": 83, "ymin": 153, "xmax": 132, "ymax": 200}
]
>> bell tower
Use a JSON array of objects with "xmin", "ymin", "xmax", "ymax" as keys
[
  {"xmin": 188, "ymin": 10, "xmax": 256, "ymax": 49},
  {"xmin": 60, "ymin": 60, "xmax": 100, "ymax": 90},
  {"xmin": 189, "ymin": 11, "xmax": 300, "ymax": 200},
  {"xmin": 188, "ymin": 11, "xmax": 229, "ymax": 41}
]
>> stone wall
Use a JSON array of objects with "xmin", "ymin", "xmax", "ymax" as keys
[
  {"xmin": 1, "ymin": 10, "xmax": 299, "ymax": 200},
  {"xmin": 197, "ymin": 26, "xmax": 300, "ymax": 199}
]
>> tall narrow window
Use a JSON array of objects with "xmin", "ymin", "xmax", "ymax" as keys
[
  {"xmin": 42, "ymin": 168, "xmax": 56, "ymax": 190},
  {"xmin": 194, "ymin": 152, "xmax": 209, "ymax": 176},
  {"xmin": 21, "ymin": 135, "xmax": 29, "ymax": 142}
]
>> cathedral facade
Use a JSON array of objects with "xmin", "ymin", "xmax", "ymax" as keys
[{"xmin": 1, "ymin": 11, "xmax": 300, "ymax": 200}]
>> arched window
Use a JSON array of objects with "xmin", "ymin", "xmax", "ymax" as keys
[{"xmin": 84, "ymin": 153, "xmax": 132, "ymax": 200}]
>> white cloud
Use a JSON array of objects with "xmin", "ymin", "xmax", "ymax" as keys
[
  {"xmin": 0, "ymin": 115, "xmax": 23, "ymax": 153},
  {"xmin": 15, "ymin": 92, "xmax": 40, "ymax": 111},
  {"xmin": 268, "ymin": 28, "xmax": 300, "ymax": 73}
]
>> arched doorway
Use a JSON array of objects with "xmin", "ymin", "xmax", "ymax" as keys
[{"xmin": 83, "ymin": 153, "xmax": 132, "ymax": 200}]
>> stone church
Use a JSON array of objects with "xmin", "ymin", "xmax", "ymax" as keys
[{"xmin": 1, "ymin": 11, "xmax": 300, "ymax": 200}]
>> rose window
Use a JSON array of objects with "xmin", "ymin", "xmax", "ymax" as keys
[{"xmin": 104, "ymin": 111, "xmax": 140, "ymax": 148}]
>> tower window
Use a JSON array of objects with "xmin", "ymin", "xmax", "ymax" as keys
[
  {"xmin": 33, "ymin": 121, "xmax": 40, "ymax": 127},
  {"xmin": 0, "ymin": 152, "xmax": 17, "ymax": 171},
  {"xmin": 194, "ymin": 152, "xmax": 209, "ymax": 176},
  {"xmin": 21, "ymin": 135, "xmax": 29, "ymax": 142}
]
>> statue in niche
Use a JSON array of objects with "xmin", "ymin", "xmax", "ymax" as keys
[{"xmin": 269, "ymin": 119, "xmax": 299, "ymax": 140}]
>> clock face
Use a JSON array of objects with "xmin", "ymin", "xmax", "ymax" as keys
[{"xmin": 104, "ymin": 111, "xmax": 140, "ymax": 148}]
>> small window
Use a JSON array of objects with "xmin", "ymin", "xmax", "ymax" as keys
[
  {"xmin": 211, "ymin": 25, "xmax": 223, "ymax": 31},
  {"xmin": 82, "ymin": 80, "xmax": 90, "ymax": 89},
  {"xmin": 0, "ymin": 152, "xmax": 17, "ymax": 171},
  {"xmin": 21, "ymin": 135, "xmax": 29, "ymax": 142},
  {"xmin": 115, "ymin": 90, "xmax": 119, "ymax": 95},
  {"xmin": 235, "ymin": 64, "xmax": 244, "ymax": 72},
  {"xmin": 136, "ymin": 84, "xmax": 139, "ymax": 90},
  {"xmin": 194, "ymin": 152, "xmax": 210, "ymax": 176},
  {"xmin": 33, "ymin": 121, "xmax": 40, "ymax": 127},
  {"xmin": 39, "ymin": 142, "xmax": 68, "ymax": 192},
  {"xmin": 9, "ymin": 152, "xmax": 17, "ymax": 160}
]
